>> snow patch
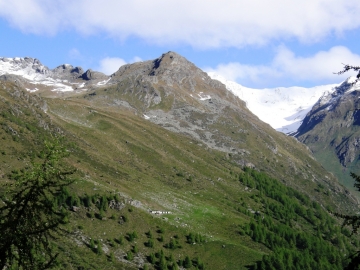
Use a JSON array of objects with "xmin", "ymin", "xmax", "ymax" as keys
[
  {"xmin": 26, "ymin": 88, "xmax": 39, "ymax": 93},
  {"xmin": 208, "ymin": 72, "xmax": 338, "ymax": 134},
  {"xmin": 0, "ymin": 57, "xmax": 77, "ymax": 92},
  {"xmin": 197, "ymin": 92, "xmax": 211, "ymax": 101},
  {"xmin": 97, "ymin": 78, "xmax": 111, "ymax": 86}
]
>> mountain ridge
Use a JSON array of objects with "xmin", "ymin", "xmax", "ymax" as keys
[
  {"xmin": 295, "ymin": 77, "xmax": 360, "ymax": 194},
  {"xmin": 0, "ymin": 52, "xmax": 357, "ymax": 210}
]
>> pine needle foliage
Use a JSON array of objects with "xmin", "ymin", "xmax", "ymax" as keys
[
  {"xmin": 335, "ymin": 64, "xmax": 360, "ymax": 85},
  {"xmin": 333, "ymin": 172, "xmax": 360, "ymax": 270},
  {"xmin": 0, "ymin": 138, "xmax": 75, "ymax": 269}
]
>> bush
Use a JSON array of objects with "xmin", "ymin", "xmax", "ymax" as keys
[
  {"xmin": 126, "ymin": 231, "xmax": 138, "ymax": 242},
  {"xmin": 109, "ymin": 252, "xmax": 115, "ymax": 262},
  {"xmin": 146, "ymin": 230, "xmax": 153, "ymax": 239},
  {"xmin": 165, "ymin": 239, "xmax": 181, "ymax": 250},
  {"xmin": 184, "ymin": 256, "xmax": 192, "ymax": 268},
  {"xmin": 96, "ymin": 243, "xmax": 103, "ymax": 255},
  {"xmin": 90, "ymin": 239, "xmax": 95, "ymax": 250},
  {"xmin": 126, "ymin": 251, "xmax": 133, "ymax": 261},
  {"xmin": 116, "ymin": 236, "xmax": 124, "ymax": 245},
  {"xmin": 145, "ymin": 239, "xmax": 154, "ymax": 248},
  {"xmin": 148, "ymin": 253, "xmax": 156, "ymax": 264}
]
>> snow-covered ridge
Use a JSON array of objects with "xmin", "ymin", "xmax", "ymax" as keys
[
  {"xmin": 316, "ymin": 77, "xmax": 360, "ymax": 111},
  {"xmin": 0, "ymin": 57, "xmax": 109, "ymax": 93},
  {"xmin": 0, "ymin": 57, "xmax": 73, "ymax": 92},
  {"xmin": 208, "ymin": 72, "xmax": 339, "ymax": 134},
  {"xmin": 0, "ymin": 57, "xmax": 49, "ymax": 81}
]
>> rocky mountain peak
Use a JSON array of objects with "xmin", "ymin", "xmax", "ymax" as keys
[
  {"xmin": 147, "ymin": 51, "xmax": 210, "ymax": 86},
  {"xmin": 81, "ymin": 69, "xmax": 108, "ymax": 81},
  {"xmin": 52, "ymin": 64, "xmax": 84, "ymax": 80},
  {"xmin": 295, "ymin": 75, "xmax": 360, "ymax": 187},
  {"xmin": 0, "ymin": 57, "xmax": 50, "ymax": 78},
  {"xmin": 111, "ymin": 51, "xmax": 214, "ymax": 88},
  {"xmin": 149, "ymin": 51, "xmax": 193, "ymax": 75}
]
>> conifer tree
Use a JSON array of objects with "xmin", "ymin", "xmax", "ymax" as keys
[
  {"xmin": 333, "ymin": 172, "xmax": 360, "ymax": 269},
  {"xmin": 0, "ymin": 138, "xmax": 75, "ymax": 269}
]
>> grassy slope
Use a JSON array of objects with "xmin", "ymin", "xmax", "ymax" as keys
[
  {"xmin": 45, "ymin": 97, "xmax": 266, "ymax": 268},
  {"xmin": 0, "ymin": 80, "xmax": 359, "ymax": 269}
]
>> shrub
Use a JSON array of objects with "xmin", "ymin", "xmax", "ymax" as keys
[
  {"xmin": 126, "ymin": 251, "xmax": 133, "ymax": 261},
  {"xmin": 109, "ymin": 252, "xmax": 115, "ymax": 262},
  {"xmin": 184, "ymin": 256, "xmax": 192, "ymax": 268},
  {"xmin": 145, "ymin": 239, "xmax": 154, "ymax": 248},
  {"xmin": 96, "ymin": 243, "xmax": 103, "ymax": 255},
  {"xmin": 116, "ymin": 236, "xmax": 124, "ymax": 245},
  {"xmin": 148, "ymin": 253, "xmax": 156, "ymax": 264}
]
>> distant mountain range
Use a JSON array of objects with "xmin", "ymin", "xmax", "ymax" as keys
[
  {"xmin": 0, "ymin": 52, "xmax": 356, "ymax": 202},
  {"xmin": 0, "ymin": 57, "xmax": 108, "ymax": 93}
]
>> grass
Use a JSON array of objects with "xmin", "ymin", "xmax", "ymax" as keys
[{"xmin": 0, "ymin": 80, "xmax": 359, "ymax": 269}]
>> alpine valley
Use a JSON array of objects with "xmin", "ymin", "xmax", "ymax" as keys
[{"xmin": 0, "ymin": 52, "xmax": 359, "ymax": 269}]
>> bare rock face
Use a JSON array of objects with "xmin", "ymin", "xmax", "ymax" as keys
[
  {"xmin": 71, "ymin": 66, "xmax": 84, "ymax": 75},
  {"xmin": 0, "ymin": 74, "xmax": 28, "ymax": 89},
  {"xmin": 81, "ymin": 69, "xmax": 108, "ymax": 81},
  {"xmin": 52, "ymin": 64, "xmax": 85, "ymax": 80},
  {"xmin": 335, "ymin": 136, "xmax": 360, "ymax": 166},
  {"xmin": 297, "ymin": 79, "xmax": 360, "ymax": 166},
  {"xmin": 296, "ymin": 78, "xmax": 360, "ymax": 191}
]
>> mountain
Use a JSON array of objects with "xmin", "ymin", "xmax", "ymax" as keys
[
  {"xmin": 208, "ymin": 71, "xmax": 360, "ymax": 199},
  {"xmin": 295, "ymin": 77, "xmax": 360, "ymax": 193},
  {"xmin": 208, "ymin": 73, "xmax": 339, "ymax": 135},
  {"xmin": 0, "ymin": 52, "xmax": 359, "ymax": 269},
  {"xmin": 0, "ymin": 56, "xmax": 108, "ymax": 93}
]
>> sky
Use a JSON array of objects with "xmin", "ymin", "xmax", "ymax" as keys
[{"xmin": 1, "ymin": 0, "xmax": 360, "ymax": 88}]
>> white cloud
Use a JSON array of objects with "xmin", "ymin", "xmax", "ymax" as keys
[
  {"xmin": 97, "ymin": 57, "xmax": 127, "ymax": 75},
  {"xmin": 97, "ymin": 56, "xmax": 142, "ymax": 75},
  {"xmin": 273, "ymin": 46, "xmax": 360, "ymax": 81},
  {"xmin": 0, "ymin": 0, "xmax": 360, "ymax": 48},
  {"xmin": 68, "ymin": 48, "xmax": 82, "ymax": 60},
  {"xmin": 131, "ymin": 56, "xmax": 143, "ymax": 63},
  {"xmin": 206, "ymin": 63, "xmax": 280, "ymax": 83},
  {"xmin": 206, "ymin": 46, "xmax": 360, "ymax": 87}
]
